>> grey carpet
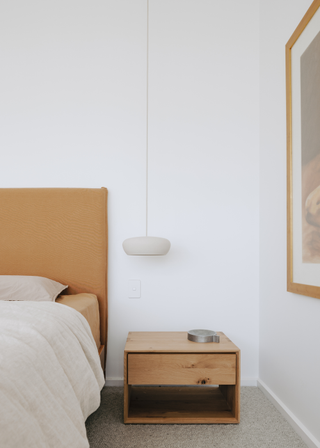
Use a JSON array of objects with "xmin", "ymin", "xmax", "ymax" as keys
[{"xmin": 86, "ymin": 387, "xmax": 307, "ymax": 448}]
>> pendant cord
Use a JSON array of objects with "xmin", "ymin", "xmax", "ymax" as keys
[{"xmin": 146, "ymin": 0, "xmax": 149, "ymax": 237}]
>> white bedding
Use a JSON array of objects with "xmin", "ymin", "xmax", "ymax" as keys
[{"xmin": 0, "ymin": 301, "xmax": 105, "ymax": 448}]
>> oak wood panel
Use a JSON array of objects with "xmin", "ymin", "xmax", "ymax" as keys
[
  {"xmin": 219, "ymin": 385, "xmax": 235, "ymax": 416},
  {"xmin": 219, "ymin": 352, "xmax": 241, "ymax": 421},
  {"xmin": 125, "ymin": 331, "xmax": 239, "ymax": 353},
  {"xmin": 235, "ymin": 351, "xmax": 241, "ymax": 421},
  {"xmin": 128, "ymin": 354, "xmax": 236, "ymax": 386},
  {"xmin": 124, "ymin": 331, "xmax": 240, "ymax": 424},
  {"xmin": 126, "ymin": 386, "xmax": 238, "ymax": 424},
  {"xmin": 124, "ymin": 352, "xmax": 129, "ymax": 421}
]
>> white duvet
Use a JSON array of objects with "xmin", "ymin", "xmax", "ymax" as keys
[{"xmin": 0, "ymin": 301, "xmax": 105, "ymax": 448}]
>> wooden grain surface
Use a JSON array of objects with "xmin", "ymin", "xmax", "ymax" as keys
[
  {"xmin": 125, "ymin": 386, "xmax": 238, "ymax": 424},
  {"xmin": 123, "ymin": 331, "xmax": 240, "ymax": 424},
  {"xmin": 125, "ymin": 331, "xmax": 239, "ymax": 353},
  {"xmin": 128, "ymin": 353, "xmax": 236, "ymax": 385},
  {"xmin": 124, "ymin": 351, "xmax": 129, "ymax": 422}
]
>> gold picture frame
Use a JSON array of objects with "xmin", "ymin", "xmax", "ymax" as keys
[{"xmin": 287, "ymin": 0, "xmax": 320, "ymax": 299}]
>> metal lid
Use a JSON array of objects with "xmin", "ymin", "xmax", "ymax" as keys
[{"xmin": 187, "ymin": 329, "xmax": 220, "ymax": 343}]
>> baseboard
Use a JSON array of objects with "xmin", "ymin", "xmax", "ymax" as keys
[
  {"xmin": 105, "ymin": 377, "xmax": 258, "ymax": 387},
  {"xmin": 258, "ymin": 379, "xmax": 320, "ymax": 448},
  {"xmin": 241, "ymin": 377, "xmax": 257, "ymax": 386},
  {"xmin": 104, "ymin": 378, "xmax": 124, "ymax": 386}
]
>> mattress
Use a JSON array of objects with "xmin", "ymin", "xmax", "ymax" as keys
[{"xmin": 56, "ymin": 293, "xmax": 101, "ymax": 349}]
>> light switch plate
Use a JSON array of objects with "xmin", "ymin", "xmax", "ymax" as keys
[{"xmin": 128, "ymin": 280, "xmax": 141, "ymax": 298}]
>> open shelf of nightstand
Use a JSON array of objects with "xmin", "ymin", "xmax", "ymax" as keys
[{"xmin": 127, "ymin": 385, "xmax": 238, "ymax": 424}]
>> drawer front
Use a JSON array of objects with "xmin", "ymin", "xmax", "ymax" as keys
[{"xmin": 128, "ymin": 354, "xmax": 236, "ymax": 385}]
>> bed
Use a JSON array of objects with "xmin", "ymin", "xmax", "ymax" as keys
[{"xmin": 0, "ymin": 188, "xmax": 108, "ymax": 448}]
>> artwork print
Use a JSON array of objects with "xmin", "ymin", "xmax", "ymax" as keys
[
  {"xmin": 301, "ymin": 31, "xmax": 320, "ymax": 263},
  {"xmin": 287, "ymin": 0, "xmax": 320, "ymax": 299}
]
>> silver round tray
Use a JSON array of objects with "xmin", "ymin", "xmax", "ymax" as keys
[{"xmin": 187, "ymin": 329, "xmax": 220, "ymax": 343}]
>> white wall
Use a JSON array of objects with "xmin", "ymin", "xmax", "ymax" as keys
[
  {"xmin": 259, "ymin": 0, "xmax": 320, "ymax": 445},
  {"xmin": 0, "ymin": 0, "xmax": 259, "ymax": 384},
  {"xmin": 2, "ymin": 0, "xmax": 320, "ymax": 442}
]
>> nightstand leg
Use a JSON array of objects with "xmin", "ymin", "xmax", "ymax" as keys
[{"xmin": 124, "ymin": 352, "xmax": 132, "ymax": 423}]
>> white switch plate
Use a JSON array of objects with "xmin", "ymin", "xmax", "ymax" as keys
[{"xmin": 128, "ymin": 280, "xmax": 141, "ymax": 298}]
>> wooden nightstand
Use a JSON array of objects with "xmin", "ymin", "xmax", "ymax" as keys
[{"xmin": 124, "ymin": 331, "xmax": 240, "ymax": 424}]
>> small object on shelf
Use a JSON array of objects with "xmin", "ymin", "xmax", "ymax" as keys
[{"xmin": 187, "ymin": 329, "xmax": 220, "ymax": 343}]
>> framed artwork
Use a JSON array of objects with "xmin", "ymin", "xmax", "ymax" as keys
[{"xmin": 287, "ymin": 0, "xmax": 320, "ymax": 299}]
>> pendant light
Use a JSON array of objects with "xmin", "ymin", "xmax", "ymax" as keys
[{"xmin": 123, "ymin": 0, "xmax": 171, "ymax": 256}]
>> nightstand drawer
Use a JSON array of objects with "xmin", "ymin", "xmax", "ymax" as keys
[{"xmin": 128, "ymin": 354, "xmax": 236, "ymax": 385}]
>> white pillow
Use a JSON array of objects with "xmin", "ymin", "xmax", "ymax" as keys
[{"xmin": 0, "ymin": 276, "xmax": 68, "ymax": 302}]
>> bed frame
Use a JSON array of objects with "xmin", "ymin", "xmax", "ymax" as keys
[{"xmin": 0, "ymin": 188, "xmax": 108, "ymax": 374}]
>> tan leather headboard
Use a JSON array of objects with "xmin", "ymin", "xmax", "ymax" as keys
[{"xmin": 0, "ymin": 188, "xmax": 108, "ymax": 372}]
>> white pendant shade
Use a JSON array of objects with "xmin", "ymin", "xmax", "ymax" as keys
[
  {"xmin": 123, "ymin": 236, "xmax": 171, "ymax": 256},
  {"xmin": 122, "ymin": 1, "xmax": 171, "ymax": 257}
]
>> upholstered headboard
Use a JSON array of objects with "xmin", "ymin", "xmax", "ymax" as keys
[{"xmin": 0, "ymin": 188, "xmax": 108, "ymax": 372}]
